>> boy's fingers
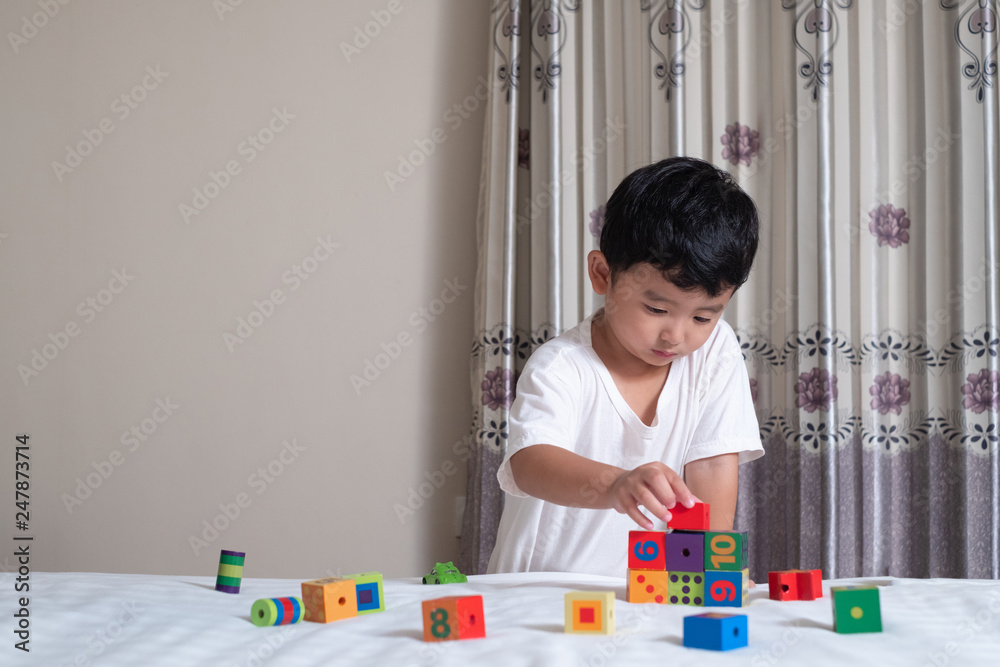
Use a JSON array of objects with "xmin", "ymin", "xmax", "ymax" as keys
[
  {"xmin": 646, "ymin": 475, "xmax": 677, "ymax": 514},
  {"xmin": 633, "ymin": 487, "xmax": 668, "ymax": 524},
  {"xmin": 625, "ymin": 502, "xmax": 653, "ymax": 530}
]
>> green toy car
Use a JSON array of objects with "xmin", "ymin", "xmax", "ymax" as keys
[{"xmin": 422, "ymin": 561, "xmax": 468, "ymax": 585}]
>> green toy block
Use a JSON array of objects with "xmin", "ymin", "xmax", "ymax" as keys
[
  {"xmin": 704, "ymin": 531, "xmax": 749, "ymax": 571},
  {"xmin": 344, "ymin": 572, "xmax": 385, "ymax": 614},
  {"xmin": 831, "ymin": 585, "xmax": 882, "ymax": 634},
  {"xmin": 668, "ymin": 572, "xmax": 705, "ymax": 606}
]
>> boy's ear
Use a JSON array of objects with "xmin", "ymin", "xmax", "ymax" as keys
[{"xmin": 587, "ymin": 250, "xmax": 611, "ymax": 296}]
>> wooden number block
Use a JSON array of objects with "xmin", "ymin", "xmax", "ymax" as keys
[
  {"xmin": 768, "ymin": 571, "xmax": 799, "ymax": 601},
  {"xmin": 704, "ymin": 531, "xmax": 748, "ymax": 571},
  {"xmin": 564, "ymin": 591, "xmax": 615, "ymax": 634},
  {"xmin": 831, "ymin": 586, "xmax": 882, "ymax": 634},
  {"xmin": 683, "ymin": 612, "xmax": 749, "ymax": 651},
  {"xmin": 667, "ymin": 502, "xmax": 710, "ymax": 531},
  {"xmin": 627, "ymin": 569, "xmax": 671, "ymax": 604},
  {"xmin": 301, "ymin": 577, "xmax": 358, "ymax": 623},
  {"xmin": 345, "ymin": 572, "xmax": 385, "ymax": 614},
  {"xmin": 422, "ymin": 595, "xmax": 486, "ymax": 641},
  {"xmin": 667, "ymin": 572, "xmax": 705, "ymax": 606},
  {"xmin": 664, "ymin": 531, "xmax": 704, "ymax": 572},
  {"xmin": 793, "ymin": 569, "xmax": 823, "ymax": 600},
  {"xmin": 705, "ymin": 569, "xmax": 749, "ymax": 608},
  {"xmin": 628, "ymin": 530, "xmax": 666, "ymax": 570}
]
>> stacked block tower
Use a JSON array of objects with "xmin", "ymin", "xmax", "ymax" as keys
[{"xmin": 627, "ymin": 502, "xmax": 749, "ymax": 608}]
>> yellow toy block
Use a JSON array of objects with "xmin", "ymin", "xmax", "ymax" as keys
[
  {"xmin": 301, "ymin": 577, "xmax": 358, "ymax": 623},
  {"xmin": 627, "ymin": 569, "xmax": 671, "ymax": 604},
  {"xmin": 564, "ymin": 591, "xmax": 615, "ymax": 634}
]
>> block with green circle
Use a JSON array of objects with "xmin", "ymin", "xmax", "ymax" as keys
[
  {"xmin": 704, "ymin": 531, "xmax": 748, "ymax": 571},
  {"xmin": 831, "ymin": 585, "xmax": 882, "ymax": 634},
  {"xmin": 344, "ymin": 572, "xmax": 385, "ymax": 614}
]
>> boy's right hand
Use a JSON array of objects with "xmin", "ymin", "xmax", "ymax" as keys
[{"xmin": 607, "ymin": 462, "xmax": 700, "ymax": 530}]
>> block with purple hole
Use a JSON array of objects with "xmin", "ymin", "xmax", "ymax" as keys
[
  {"xmin": 664, "ymin": 531, "xmax": 704, "ymax": 572},
  {"xmin": 344, "ymin": 571, "xmax": 384, "ymax": 614}
]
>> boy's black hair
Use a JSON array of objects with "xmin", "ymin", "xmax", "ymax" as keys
[{"xmin": 599, "ymin": 156, "xmax": 759, "ymax": 297}]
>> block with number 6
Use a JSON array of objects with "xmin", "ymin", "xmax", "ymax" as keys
[
  {"xmin": 421, "ymin": 595, "xmax": 485, "ymax": 641},
  {"xmin": 705, "ymin": 569, "xmax": 749, "ymax": 607},
  {"xmin": 704, "ymin": 531, "xmax": 748, "ymax": 571}
]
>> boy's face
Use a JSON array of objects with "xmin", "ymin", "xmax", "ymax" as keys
[{"xmin": 588, "ymin": 254, "xmax": 734, "ymax": 369}]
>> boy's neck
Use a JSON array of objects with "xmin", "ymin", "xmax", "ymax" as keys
[{"xmin": 590, "ymin": 309, "xmax": 671, "ymax": 382}]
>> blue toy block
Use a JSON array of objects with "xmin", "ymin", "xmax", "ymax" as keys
[
  {"xmin": 683, "ymin": 613, "xmax": 748, "ymax": 651},
  {"xmin": 704, "ymin": 569, "xmax": 749, "ymax": 607}
]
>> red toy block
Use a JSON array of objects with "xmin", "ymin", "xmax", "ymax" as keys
[
  {"xmin": 422, "ymin": 595, "xmax": 485, "ymax": 641},
  {"xmin": 768, "ymin": 571, "xmax": 798, "ymax": 601},
  {"xmin": 667, "ymin": 502, "xmax": 710, "ymax": 531},
  {"xmin": 794, "ymin": 569, "xmax": 823, "ymax": 600},
  {"xmin": 628, "ymin": 530, "xmax": 666, "ymax": 570}
]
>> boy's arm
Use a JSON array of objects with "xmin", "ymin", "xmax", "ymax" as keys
[
  {"xmin": 683, "ymin": 452, "xmax": 739, "ymax": 531},
  {"xmin": 509, "ymin": 444, "xmax": 700, "ymax": 530}
]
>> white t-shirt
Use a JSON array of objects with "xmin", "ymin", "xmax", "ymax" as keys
[{"xmin": 487, "ymin": 309, "xmax": 763, "ymax": 577}]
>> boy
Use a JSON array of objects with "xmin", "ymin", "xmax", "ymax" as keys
[{"xmin": 487, "ymin": 156, "xmax": 762, "ymax": 577}]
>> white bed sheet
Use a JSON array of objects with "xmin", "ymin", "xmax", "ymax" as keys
[{"xmin": 8, "ymin": 571, "xmax": 1000, "ymax": 666}]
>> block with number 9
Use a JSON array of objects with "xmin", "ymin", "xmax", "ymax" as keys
[
  {"xmin": 705, "ymin": 569, "xmax": 749, "ymax": 607},
  {"xmin": 421, "ymin": 595, "xmax": 485, "ymax": 641}
]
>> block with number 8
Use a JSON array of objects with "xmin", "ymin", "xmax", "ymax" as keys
[{"xmin": 421, "ymin": 595, "xmax": 486, "ymax": 641}]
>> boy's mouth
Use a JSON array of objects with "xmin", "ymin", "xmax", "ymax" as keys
[{"xmin": 652, "ymin": 349, "xmax": 677, "ymax": 359}]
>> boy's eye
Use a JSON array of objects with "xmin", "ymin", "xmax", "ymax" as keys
[
  {"xmin": 645, "ymin": 305, "xmax": 667, "ymax": 314},
  {"xmin": 694, "ymin": 317, "xmax": 711, "ymax": 323}
]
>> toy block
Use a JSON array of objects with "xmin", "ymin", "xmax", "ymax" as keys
[
  {"xmin": 793, "ymin": 569, "xmax": 823, "ymax": 600},
  {"xmin": 422, "ymin": 595, "xmax": 485, "ymax": 641},
  {"xmin": 831, "ymin": 586, "xmax": 882, "ymax": 634},
  {"xmin": 250, "ymin": 597, "xmax": 304, "ymax": 627},
  {"xmin": 422, "ymin": 561, "xmax": 468, "ymax": 584},
  {"xmin": 301, "ymin": 577, "xmax": 358, "ymax": 623},
  {"xmin": 627, "ymin": 569, "xmax": 671, "ymax": 604},
  {"xmin": 628, "ymin": 531, "xmax": 666, "ymax": 570},
  {"xmin": 667, "ymin": 502, "xmax": 710, "ymax": 531},
  {"xmin": 344, "ymin": 572, "xmax": 385, "ymax": 614},
  {"xmin": 768, "ymin": 571, "xmax": 799, "ymax": 601},
  {"xmin": 683, "ymin": 612, "xmax": 748, "ymax": 651},
  {"xmin": 704, "ymin": 531, "xmax": 749, "ymax": 571},
  {"xmin": 215, "ymin": 550, "xmax": 245, "ymax": 594},
  {"xmin": 564, "ymin": 591, "xmax": 615, "ymax": 634},
  {"xmin": 705, "ymin": 569, "xmax": 749, "ymax": 608},
  {"xmin": 664, "ymin": 531, "xmax": 704, "ymax": 572},
  {"xmin": 667, "ymin": 572, "xmax": 705, "ymax": 606}
]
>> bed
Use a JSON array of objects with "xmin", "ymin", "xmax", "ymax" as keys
[{"xmin": 13, "ymin": 570, "xmax": 1000, "ymax": 665}]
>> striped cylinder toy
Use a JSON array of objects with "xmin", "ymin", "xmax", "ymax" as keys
[
  {"xmin": 216, "ymin": 550, "xmax": 245, "ymax": 594},
  {"xmin": 251, "ymin": 597, "xmax": 304, "ymax": 627}
]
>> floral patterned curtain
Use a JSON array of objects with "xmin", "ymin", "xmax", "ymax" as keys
[{"xmin": 463, "ymin": 0, "xmax": 999, "ymax": 580}]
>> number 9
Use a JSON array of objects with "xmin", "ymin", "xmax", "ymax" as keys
[{"xmin": 710, "ymin": 580, "xmax": 736, "ymax": 601}]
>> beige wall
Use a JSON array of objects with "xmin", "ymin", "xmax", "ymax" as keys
[{"xmin": 0, "ymin": 0, "xmax": 486, "ymax": 579}]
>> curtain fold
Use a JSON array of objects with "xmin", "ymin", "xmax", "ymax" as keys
[{"xmin": 463, "ymin": 0, "xmax": 999, "ymax": 580}]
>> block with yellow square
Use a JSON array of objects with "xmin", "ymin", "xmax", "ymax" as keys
[
  {"xmin": 301, "ymin": 577, "xmax": 358, "ymax": 623},
  {"xmin": 627, "ymin": 569, "xmax": 671, "ymax": 604},
  {"xmin": 564, "ymin": 591, "xmax": 615, "ymax": 634}
]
